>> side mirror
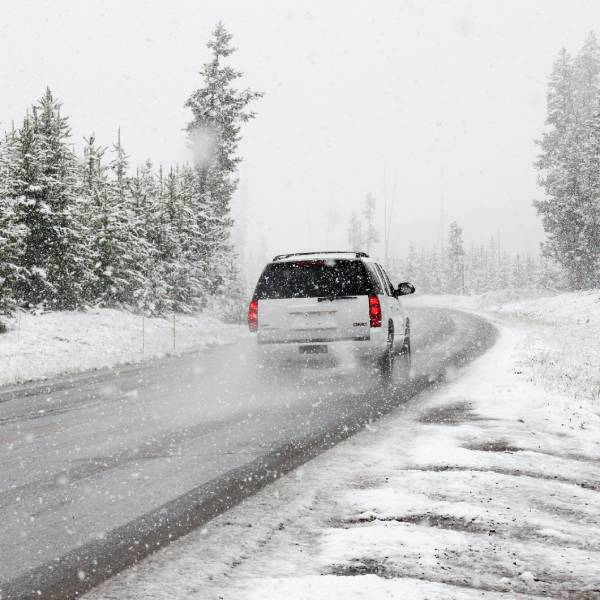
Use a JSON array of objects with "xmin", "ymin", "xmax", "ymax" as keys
[{"xmin": 395, "ymin": 282, "xmax": 415, "ymax": 297}]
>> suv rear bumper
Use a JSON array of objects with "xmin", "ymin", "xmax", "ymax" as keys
[
  {"xmin": 257, "ymin": 334, "xmax": 369, "ymax": 344},
  {"xmin": 256, "ymin": 329, "xmax": 386, "ymax": 363}
]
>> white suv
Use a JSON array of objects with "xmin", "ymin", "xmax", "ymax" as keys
[{"xmin": 247, "ymin": 251, "xmax": 415, "ymax": 377}]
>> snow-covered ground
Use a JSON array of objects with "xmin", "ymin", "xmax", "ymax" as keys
[
  {"xmin": 0, "ymin": 309, "xmax": 245, "ymax": 387},
  {"xmin": 412, "ymin": 290, "xmax": 600, "ymax": 406},
  {"xmin": 82, "ymin": 291, "xmax": 600, "ymax": 599}
]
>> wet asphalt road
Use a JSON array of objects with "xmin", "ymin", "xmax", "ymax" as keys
[{"xmin": 0, "ymin": 306, "xmax": 496, "ymax": 599}]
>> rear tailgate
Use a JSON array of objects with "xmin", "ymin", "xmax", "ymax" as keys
[{"xmin": 258, "ymin": 296, "xmax": 369, "ymax": 343}]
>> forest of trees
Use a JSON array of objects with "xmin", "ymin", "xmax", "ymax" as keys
[
  {"xmin": 0, "ymin": 23, "xmax": 260, "ymax": 318},
  {"xmin": 391, "ymin": 221, "xmax": 564, "ymax": 296},
  {"xmin": 536, "ymin": 32, "xmax": 600, "ymax": 289}
]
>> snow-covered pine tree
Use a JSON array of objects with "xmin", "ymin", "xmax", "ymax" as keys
[
  {"xmin": 465, "ymin": 243, "xmax": 484, "ymax": 294},
  {"xmin": 36, "ymin": 90, "xmax": 91, "ymax": 309},
  {"xmin": 523, "ymin": 254, "xmax": 538, "ymax": 288},
  {"xmin": 11, "ymin": 90, "xmax": 89, "ymax": 310},
  {"xmin": 572, "ymin": 37, "xmax": 600, "ymax": 288},
  {"xmin": 105, "ymin": 131, "xmax": 150, "ymax": 308},
  {"xmin": 417, "ymin": 247, "xmax": 431, "ymax": 292},
  {"xmin": 573, "ymin": 32, "xmax": 600, "ymax": 121},
  {"xmin": 163, "ymin": 166, "xmax": 189, "ymax": 313},
  {"xmin": 511, "ymin": 254, "xmax": 525, "ymax": 288},
  {"xmin": 80, "ymin": 134, "xmax": 109, "ymax": 303},
  {"xmin": 151, "ymin": 164, "xmax": 182, "ymax": 314},
  {"xmin": 130, "ymin": 160, "xmax": 170, "ymax": 315},
  {"xmin": 10, "ymin": 113, "xmax": 50, "ymax": 308},
  {"xmin": 427, "ymin": 248, "xmax": 443, "ymax": 294},
  {"xmin": 484, "ymin": 236, "xmax": 499, "ymax": 292},
  {"xmin": 497, "ymin": 250, "xmax": 510, "ymax": 289},
  {"xmin": 175, "ymin": 164, "xmax": 205, "ymax": 310},
  {"xmin": 363, "ymin": 193, "xmax": 380, "ymax": 254},
  {"xmin": 536, "ymin": 35, "xmax": 600, "ymax": 289},
  {"xmin": 535, "ymin": 255, "xmax": 566, "ymax": 290},
  {"xmin": 347, "ymin": 212, "xmax": 363, "ymax": 251},
  {"xmin": 575, "ymin": 109, "xmax": 600, "ymax": 285},
  {"xmin": 184, "ymin": 22, "xmax": 262, "ymax": 299},
  {"xmin": 446, "ymin": 221, "xmax": 465, "ymax": 294},
  {"xmin": 477, "ymin": 244, "xmax": 490, "ymax": 293},
  {"xmin": 82, "ymin": 133, "xmax": 142, "ymax": 308},
  {"xmin": 0, "ymin": 129, "xmax": 26, "ymax": 314},
  {"xmin": 404, "ymin": 242, "xmax": 418, "ymax": 284}
]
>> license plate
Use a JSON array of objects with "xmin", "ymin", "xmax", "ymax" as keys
[{"xmin": 299, "ymin": 345, "xmax": 328, "ymax": 354}]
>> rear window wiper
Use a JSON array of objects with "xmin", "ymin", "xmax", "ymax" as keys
[{"xmin": 317, "ymin": 295, "xmax": 358, "ymax": 302}]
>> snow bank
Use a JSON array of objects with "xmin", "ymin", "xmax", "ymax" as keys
[
  {"xmin": 0, "ymin": 309, "xmax": 245, "ymax": 387},
  {"xmin": 408, "ymin": 290, "xmax": 600, "ymax": 405}
]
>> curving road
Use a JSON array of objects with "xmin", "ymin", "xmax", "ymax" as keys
[{"xmin": 0, "ymin": 306, "xmax": 496, "ymax": 600}]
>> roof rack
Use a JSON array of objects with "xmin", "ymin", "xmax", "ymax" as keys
[{"xmin": 272, "ymin": 251, "xmax": 369, "ymax": 261}]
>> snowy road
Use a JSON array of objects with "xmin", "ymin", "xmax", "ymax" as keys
[{"xmin": 0, "ymin": 307, "xmax": 495, "ymax": 600}]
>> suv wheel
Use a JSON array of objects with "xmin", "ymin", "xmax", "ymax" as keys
[
  {"xmin": 380, "ymin": 322, "xmax": 395, "ymax": 379},
  {"xmin": 398, "ymin": 318, "xmax": 411, "ymax": 379}
]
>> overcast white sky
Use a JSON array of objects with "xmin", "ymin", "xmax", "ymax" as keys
[{"xmin": 2, "ymin": 0, "xmax": 599, "ymax": 266}]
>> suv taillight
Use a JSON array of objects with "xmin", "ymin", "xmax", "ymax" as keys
[
  {"xmin": 369, "ymin": 294, "xmax": 382, "ymax": 328},
  {"xmin": 248, "ymin": 298, "xmax": 258, "ymax": 331}
]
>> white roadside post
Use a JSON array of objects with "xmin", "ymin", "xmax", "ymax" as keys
[{"xmin": 172, "ymin": 312, "xmax": 176, "ymax": 353}]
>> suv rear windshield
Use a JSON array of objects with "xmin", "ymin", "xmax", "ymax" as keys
[{"xmin": 254, "ymin": 259, "xmax": 373, "ymax": 299}]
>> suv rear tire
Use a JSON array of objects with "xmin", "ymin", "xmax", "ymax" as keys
[
  {"xmin": 398, "ymin": 318, "xmax": 411, "ymax": 379},
  {"xmin": 380, "ymin": 322, "xmax": 395, "ymax": 379}
]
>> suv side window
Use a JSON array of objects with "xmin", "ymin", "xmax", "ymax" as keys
[
  {"xmin": 379, "ymin": 265, "xmax": 396, "ymax": 297},
  {"xmin": 364, "ymin": 263, "xmax": 384, "ymax": 294},
  {"xmin": 374, "ymin": 264, "xmax": 392, "ymax": 296}
]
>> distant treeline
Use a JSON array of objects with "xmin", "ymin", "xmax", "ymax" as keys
[
  {"xmin": 393, "ymin": 33, "xmax": 600, "ymax": 295},
  {"xmin": 392, "ymin": 222, "xmax": 564, "ymax": 296},
  {"xmin": 0, "ymin": 23, "xmax": 260, "ymax": 317}
]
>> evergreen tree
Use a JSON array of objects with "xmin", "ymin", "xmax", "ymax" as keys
[
  {"xmin": 575, "ymin": 109, "xmax": 600, "ymax": 284},
  {"xmin": 404, "ymin": 243, "xmax": 418, "ymax": 283},
  {"xmin": 427, "ymin": 248, "xmax": 443, "ymax": 294},
  {"xmin": 84, "ymin": 133, "xmax": 144, "ymax": 307},
  {"xmin": 497, "ymin": 250, "xmax": 510, "ymax": 289},
  {"xmin": 9, "ymin": 90, "xmax": 89, "ymax": 309},
  {"xmin": 37, "ymin": 90, "xmax": 91, "ymax": 308},
  {"xmin": 536, "ymin": 35, "xmax": 600, "ymax": 288},
  {"xmin": 184, "ymin": 22, "xmax": 262, "ymax": 296},
  {"xmin": 81, "ymin": 134, "xmax": 108, "ymax": 302},
  {"xmin": 130, "ymin": 160, "xmax": 170, "ymax": 315},
  {"xmin": 347, "ymin": 212, "xmax": 363, "ymax": 251},
  {"xmin": 417, "ymin": 247, "xmax": 431, "ymax": 292},
  {"xmin": 363, "ymin": 193, "xmax": 380, "ymax": 254},
  {"xmin": 573, "ymin": 32, "xmax": 600, "ymax": 120},
  {"xmin": 175, "ymin": 164, "xmax": 205, "ymax": 310},
  {"xmin": 524, "ymin": 255, "xmax": 538, "ymax": 287},
  {"xmin": 484, "ymin": 237, "xmax": 499, "ymax": 291},
  {"xmin": 512, "ymin": 254, "xmax": 525, "ymax": 288},
  {"xmin": 446, "ymin": 221, "xmax": 465, "ymax": 293},
  {"xmin": 467, "ymin": 244, "xmax": 485, "ymax": 294},
  {"xmin": 106, "ymin": 131, "xmax": 151, "ymax": 307},
  {"xmin": 163, "ymin": 166, "xmax": 189, "ymax": 312},
  {"xmin": 0, "ymin": 130, "xmax": 26, "ymax": 314}
]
